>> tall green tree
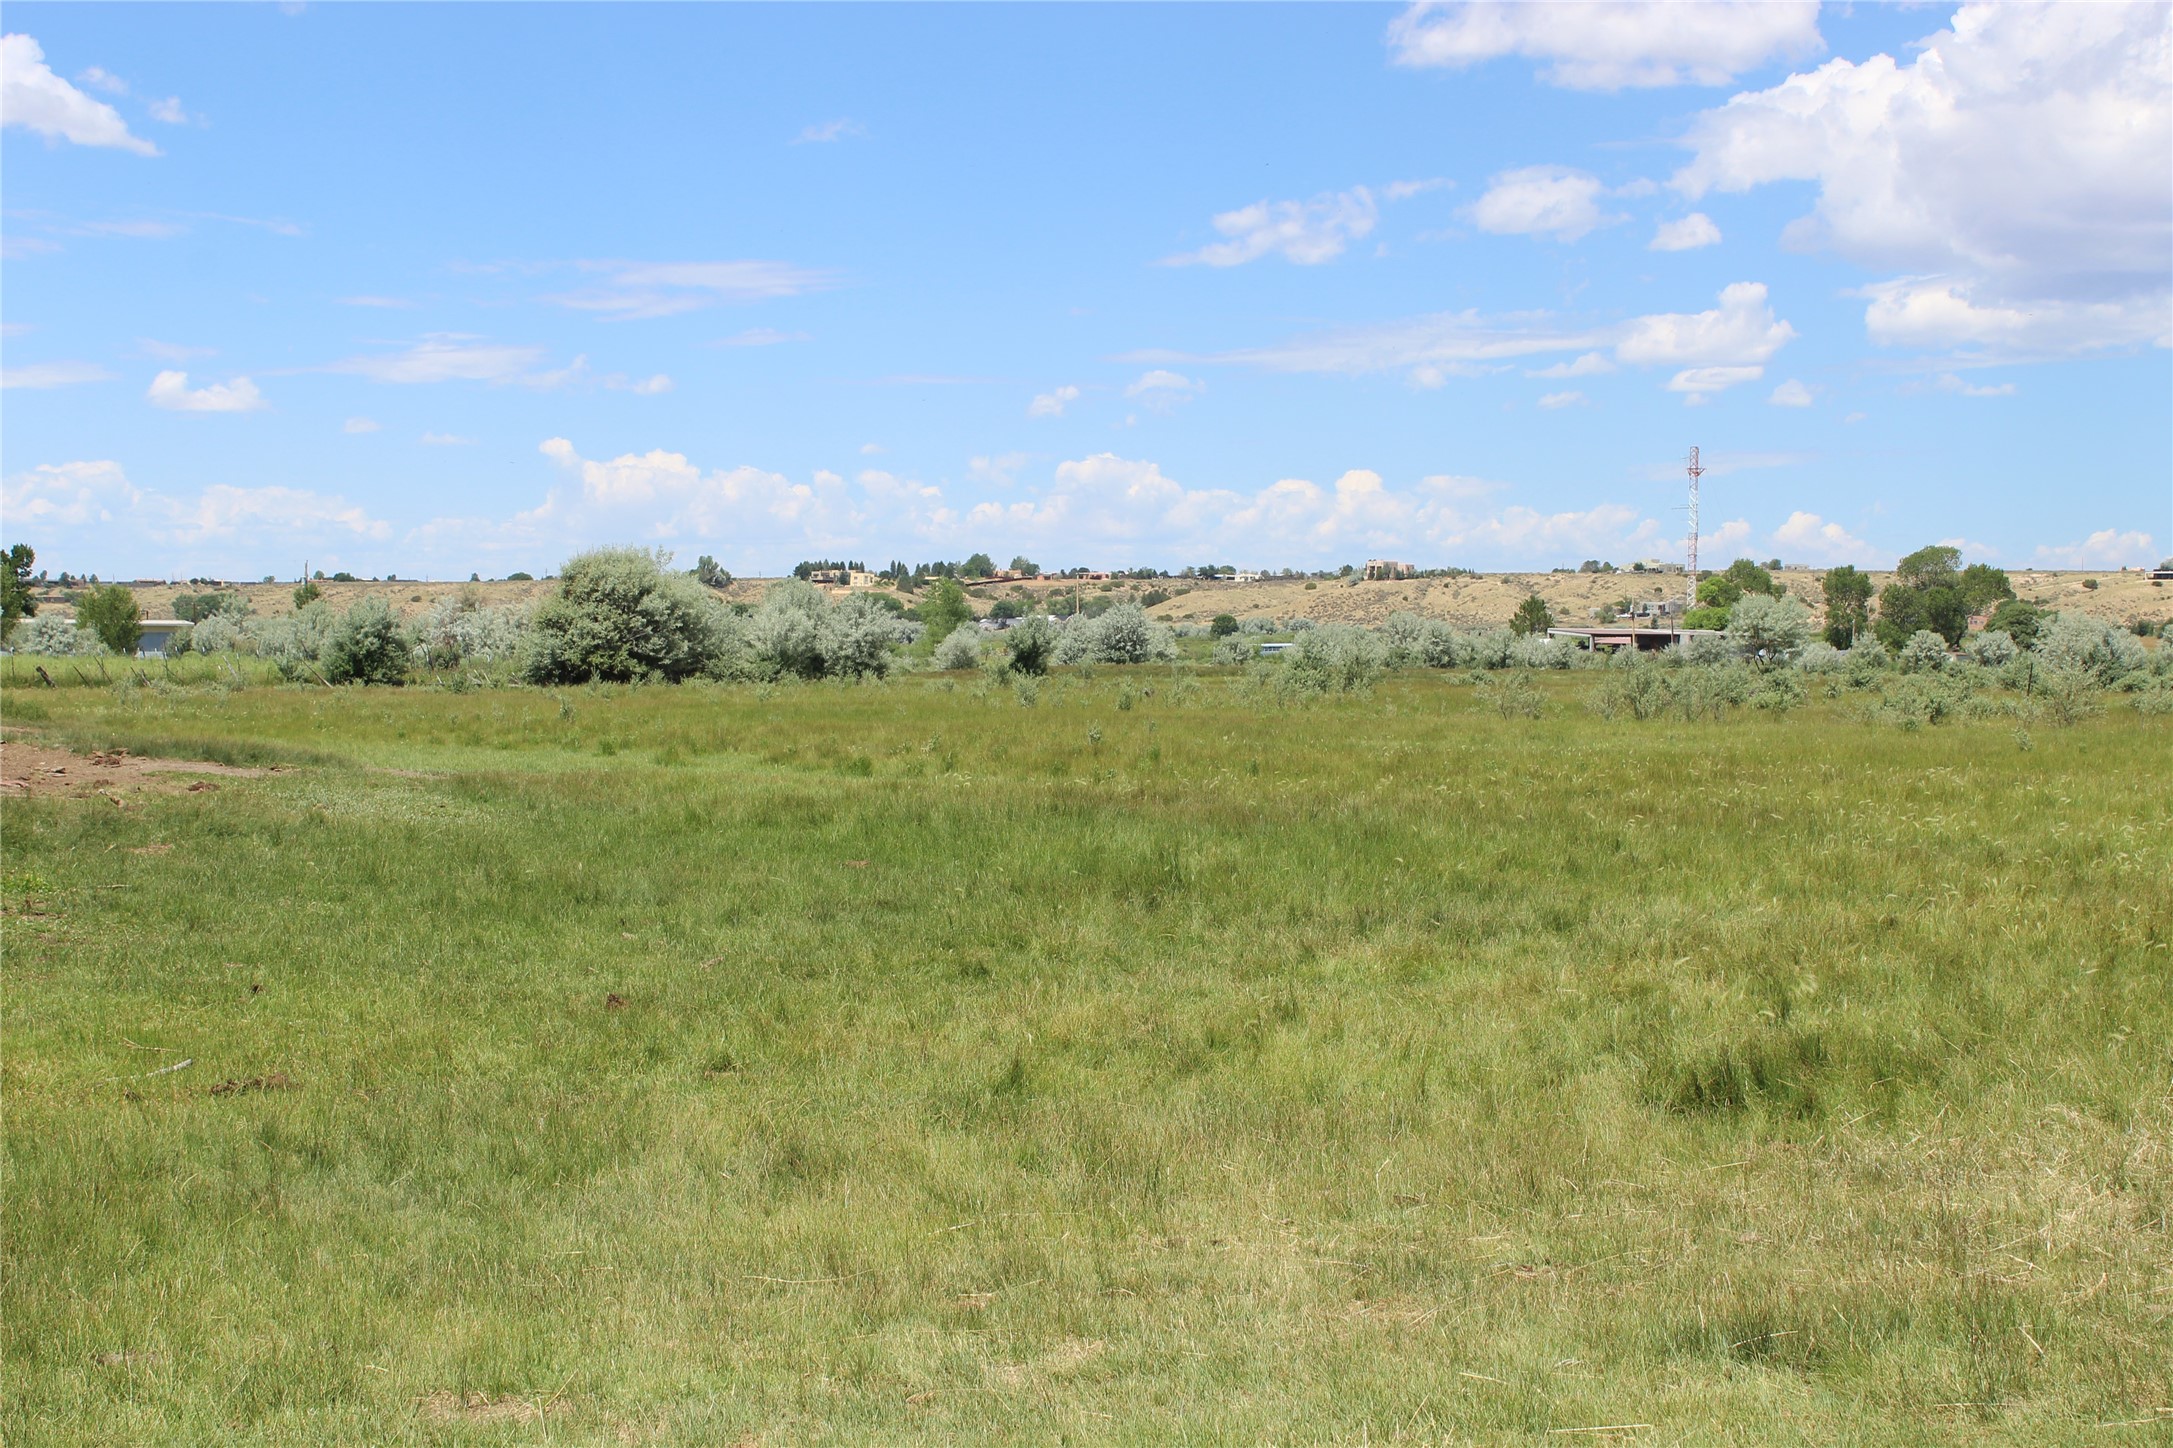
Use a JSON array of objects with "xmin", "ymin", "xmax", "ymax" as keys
[
  {"xmin": 2, "ymin": 543, "xmax": 37, "ymax": 638},
  {"xmin": 1510, "ymin": 594, "xmax": 1553, "ymax": 637},
  {"xmin": 1820, "ymin": 564, "xmax": 1874, "ymax": 647},
  {"xmin": 961, "ymin": 552, "xmax": 996, "ymax": 578},
  {"xmin": 1876, "ymin": 545, "xmax": 1972, "ymax": 649},
  {"xmin": 1957, "ymin": 562, "xmax": 2014, "ymax": 614},
  {"xmin": 917, "ymin": 576, "xmax": 973, "ymax": 643},
  {"xmin": 77, "ymin": 583, "xmax": 143, "ymax": 655},
  {"xmin": 1695, "ymin": 558, "xmax": 1780, "ymax": 611},
  {"xmin": 1986, "ymin": 598, "xmax": 2045, "ymax": 648}
]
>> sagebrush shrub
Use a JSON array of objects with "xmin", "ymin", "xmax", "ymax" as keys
[
  {"xmin": 1210, "ymin": 634, "xmax": 1254, "ymax": 666},
  {"xmin": 1278, "ymin": 625, "xmax": 1384, "ymax": 697},
  {"xmin": 321, "ymin": 598, "xmax": 410, "ymax": 685},
  {"xmin": 1898, "ymin": 629, "xmax": 1951, "ymax": 673},
  {"xmin": 1054, "ymin": 604, "xmax": 1176, "ymax": 665},
  {"xmin": 1004, "ymin": 616, "xmax": 1057, "ymax": 676},
  {"xmin": 1964, "ymin": 629, "xmax": 2018, "ymax": 668},
  {"xmin": 257, "ymin": 602, "xmax": 338, "ymax": 679},
  {"xmin": 1477, "ymin": 671, "xmax": 1544, "ymax": 718},
  {"xmin": 1725, "ymin": 592, "xmax": 1812, "ymax": 659},
  {"xmin": 411, "ymin": 595, "xmax": 530, "ymax": 668},
  {"xmin": 2033, "ymin": 611, "xmax": 2145, "ymax": 685},
  {"xmin": 1793, "ymin": 641, "xmax": 1844, "ymax": 673},
  {"xmin": 9, "ymin": 613, "xmax": 106, "ymax": 656},
  {"xmin": 525, "ymin": 548, "xmax": 734, "ymax": 684},
  {"xmin": 932, "ymin": 624, "xmax": 984, "ymax": 671}
]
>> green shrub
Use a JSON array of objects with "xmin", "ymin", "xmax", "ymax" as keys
[
  {"xmin": 732, "ymin": 581, "xmax": 897, "ymax": 681},
  {"xmin": 1277, "ymin": 624, "xmax": 1384, "ymax": 697},
  {"xmin": 9, "ymin": 613, "xmax": 104, "ymax": 656},
  {"xmin": 1725, "ymin": 592, "xmax": 1811, "ymax": 660},
  {"xmin": 932, "ymin": 624, "xmax": 983, "ymax": 671},
  {"xmin": 1209, "ymin": 614, "xmax": 1239, "ymax": 637},
  {"xmin": 1209, "ymin": 634, "xmax": 1254, "ymax": 666},
  {"xmin": 524, "ymin": 548, "xmax": 734, "ymax": 684},
  {"xmin": 1898, "ymin": 629, "xmax": 1952, "ymax": 672},
  {"xmin": 1003, "ymin": 616, "xmax": 1057, "ymax": 676},
  {"xmin": 1476, "ymin": 671, "xmax": 1544, "ymax": 718},
  {"xmin": 1054, "ymin": 604, "xmax": 1176, "ymax": 665},
  {"xmin": 320, "ymin": 598, "xmax": 409, "ymax": 685}
]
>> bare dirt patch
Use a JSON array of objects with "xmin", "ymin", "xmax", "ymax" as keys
[{"xmin": 0, "ymin": 738, "xmax": 270, "ymax": 803}]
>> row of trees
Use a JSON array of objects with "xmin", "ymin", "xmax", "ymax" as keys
[{"xmin": 1820, "ymin": 545, "xmax": 2029, "ymax": 650}]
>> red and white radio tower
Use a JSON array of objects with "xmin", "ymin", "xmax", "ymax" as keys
[{"xmin": 1684, "ymin": 446, "xmax": 1704, "ymax": 610}]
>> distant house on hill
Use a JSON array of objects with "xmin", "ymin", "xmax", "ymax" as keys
[{"xmin": 1363, "ymin": 559, "xmax": 1416, "ymax": 581}]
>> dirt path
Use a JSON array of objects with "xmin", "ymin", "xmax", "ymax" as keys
[{"xmin": 0, "ymin": 737, "xmax": 270, "ymax": 804}]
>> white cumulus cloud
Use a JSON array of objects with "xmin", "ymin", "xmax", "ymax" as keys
[
  {"xmin": 1768, "ymin": 379, "xmax": 1813, "ymax": 407},
  {"xmin": 1387, "ymin": 1, "xmax": 1821, "ymax": 89},
  {"xmin": 2034, "ymin": 529, "xmax": 2156, "ymax": 569},
  {"xmin": 1650, "ymin": 213, "xmax": 1722, "ymax": 251},
  {"xmin": 1028, "ymin": 385, "xmax": 1081, "ymax": 418},
  {"xmin": 1616, "ymin": 281, "xmax": 1795, "ymax": 367},
  {"xmin": 146, "ymin": 370, "xmax": 266, "ymax": 412},
  {"xmin": 1772, "ymin": 510, "xmax": 1874, "ymax": 564},
  {"xmin": 1674, "ymin": 2, "xmax": 2173, "ymax": 358},
  {"xmin": 1123, "ymin": 369, "xmax": 1205, "ymax": 412},
  {"xmin": 1, "ymin": 457, "xmax": 388, "ymax": 555},
  {"xmin": 343, "ymin": 417, "xmax": 381, "ymax": 434},
  {"xmin": 1, "ymin": 34, "xmax": 157, "ymax": 154},
  {"xmin": 1468, "ymin": 166, "xmax": 1615, "ymax": 242},
  {"xmin": 1165, "ymin": 187, "xmax": 1379, "ymax": 266},
  {"xmin": 1536, "ymin": 390, "xmax": 1586, "ymax": 410}
]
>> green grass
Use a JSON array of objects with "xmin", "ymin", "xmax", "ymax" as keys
[{"xmin": 4, "ymin": 672, "xmax": 2169, "ymax": 1444}]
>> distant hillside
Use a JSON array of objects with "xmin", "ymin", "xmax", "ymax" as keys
[{"xmin": 28, "ymin": 567, "xmax": 2168, "ymax": 632}]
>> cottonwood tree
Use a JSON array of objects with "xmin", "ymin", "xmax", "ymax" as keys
[{"xmin": 1820, "ymin": 565, "xmax": 1873, "ymax": 647}]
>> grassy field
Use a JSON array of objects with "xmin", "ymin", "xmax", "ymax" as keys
[{"xmin": 3, "ymin": 671, "xmax": 2168, "ymax": 1444}]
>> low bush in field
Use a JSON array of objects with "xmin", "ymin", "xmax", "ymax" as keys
[
  {"xmin": 1476, "ymin": 670, "xmax": 1544, "ymax": 718},
  {"xmin": 1054, "ymin": 604, "xmax": 1177, "ymax": 665},
  {"xmin": 1898, "ymin": 629, "xmax": 1952, "ymax": 672},
  {"xmin": 321, "ymin": 599, "xmax": 409, "ymax": 686},
  {"xmin": 931, "ymin": 624, "xmax": 984, "ymax": 671},
  {"xmin": 411, "ymin": 593, "xmax": 530, "ymax": 669},
  {"xmin": 257, "ymin": 602, "xmax": 339, "ymax": 680},
  {"xmin": 739, "ymin": 581, "xmax": 897, "ymax": 681},
  {"xmin": 1002, "ymin": 616, "xmax": 1058, "ymax": 676},
  {"xmin": 1209, "ymin": 634, "xmax": 1255, "ymax": 666},
  {"xmin": 8, "ymin": 614, "xmax": 105, "ymax": 656},
  {"xmin": 525, "ymin": 549, "xmax": 732, "ymax": 684},
  {"xmin": 1276, "ymin": 624, "xmax": 1384, "ymax": 697},
  {"xmin": 1965, "ymin": 629, "xmax": 2018, "ymax": 668},
  {"xmin": 2033, "ymin": 610, "xmax": 2146, "ymax": 685}
]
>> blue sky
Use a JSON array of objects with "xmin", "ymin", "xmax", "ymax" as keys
[{"xmin": 4, "ymin": 2, "xmax": 2167, "ymax": 580}]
